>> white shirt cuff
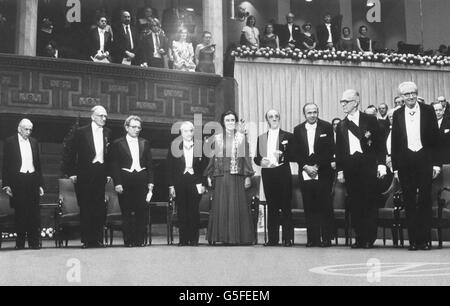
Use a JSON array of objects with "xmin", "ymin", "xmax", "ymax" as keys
[{"xmin": 378, "ymin": 165, "xmax": 387, "ymax": 176}]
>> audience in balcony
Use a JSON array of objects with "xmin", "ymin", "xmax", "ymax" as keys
[
  {"xmin": 195, "ymin": 31, "xmax": 216, "ymax": 73},
  {"xmin": 435, "ymin": 44, "xmax": 448, "ymax": 57},
  {"xmin": 37, "ymin": 18, "xmax": 58, "ymax": 58},
  {"xmin": 138, "ymin": 19, "xmax": 169, "ymax": 69},
  {"xmin": 171, "ymin": 27, "xmax": 196, "ymax": 72},
  {"xmin": 316, "ymin": 13, "xmax": 340, "ymax": 50},
  {"xmin": 112, "ymin": 11, "xmax": 138, "ymax": 65},
  {"xmin": 301, "ymin": 23, "xmax": 317, "ymax": 51},
  {"xmin": 277, "ymin": 13, "xmax": 302, "ymax": 49},
  {"xmin": 138, "ymin": 7, "xmax": 156, "ymax": 35},
  {"xmin": 356, "ymin": 25, "xmax": 373, "ymax": 53},
  {"xmin": 241, "ymin": 15, "xmax": 260, "ymax": 48},
  {"xmin": 337, "ymin": 27, "xmax": 354, "ymax": 52},
  {"xmin": 260, "ymin": 24, "xmax": 280, "ymax": 50},
  {"xmin": 88, "ymin": 15, "xmax": 113, "ymax": 63}
]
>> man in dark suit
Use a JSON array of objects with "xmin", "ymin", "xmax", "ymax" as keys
[
  {"xmin": 88, "ymin": 16, "xmax": 113, "ymax": 62},
  {"xmin": 2, "ymin": 119, "xmax": 44, "ymax": 250},
  {"xmin": 437, "ymin": 96, "xmax": 450, "ymax": 118},
  {"xmin": 167, "ymin": 121, "xmax": 208, "ymax": 246},
  {"xmin": 111, "ymin": 116, "xmax": 154, "ymax": 247},
  {"xmin": 433, "ymin": 101, "xmax": 450, "ymax": 165},
  {"xmin": 316, "ymin": 13, "xmax": 340, "ymax": 50},
  {"xmin": 392, "ymin": 82, "xmax": 441, "ymax": 251},
  {"xmin": 64, "ymin": 106, "xmax": 111, "ymax": 248},
  {"xmin": 336, "ymin": 89, "xmax": 386, "ymax": 249},
  {"xmin": 276, "ymin": 13, "xmax": 302, "ymax": 49},
  {"xmin": 254, "ymin": 110, "xmax": 294, "ymax": 247},
  {"xmin": 138, "ymin": 19, "xmax": 168, "ymax": 68},
  {"xmin": 293, "ymin": 104, "xmax": 335, "ymax": 247},
  {"xmin": 112, "ymin": 11, "xmax": 138, "ymax": 65}
]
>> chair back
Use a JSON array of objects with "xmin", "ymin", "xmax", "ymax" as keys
[
  {"xmin": 291, "ymin": 175, "xmax": 304, "ymax": 209},
  {"xmin": 105, "ymin": 180, "xmax": 121, "ymax": 216},
  {"xmin": 439, "ymin": 165, "xmax": 450, "ymax": 208},
  {"xmin": 382, "ymin": 176, "xmax": 401, "ymax": 209},
  {"xmin": 0, "ymin": 180, "xmax": 13, "ymax": 217},
  {"xmin": 58, "ymin": 179, "xmax": 79, "ymax": 215},
  {"xmin": 332, "ymin": 179, "xmax": 347, "ymax": 209}
]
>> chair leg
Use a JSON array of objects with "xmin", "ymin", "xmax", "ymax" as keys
[
  {"xmin": 383, "ymin": 227, "xmax": 386, "ymax": 246},
  {"xmin": 110, "ymin": 228, "xmax": 113, "ymax": 246},
  {"xmin": 264, "ymin": 205, "xmax": 267, "ymax": 245},
  {"xmin": 438, "ymin": 227, "xmax": 443, "ymax": 249},
  {"xmin": 391, "ymin": 227, "xmax": 398, "ymax": 247}
]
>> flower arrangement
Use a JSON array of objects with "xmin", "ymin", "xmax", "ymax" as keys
[{"xmin": 231, "ymin": 45, "xmax": 450, "ymax": 67}]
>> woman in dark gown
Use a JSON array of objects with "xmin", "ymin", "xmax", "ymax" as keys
[
  {"xmin": 356, "ymin": 25, "xmax": 373, "ymax": 52},
  {"xmin": 204, "ymin": 111, "xmax": 255, "ymax": 245},
  {"xmin": 195, "ymin": 31, "xmax": 216, "ymax": 73},
  {"xmin": 301, "ymin": 22, "xmax": 317, "ymax": 50},
  {"xmin": 260, "ymin": 24, "xmax": 279, "ymax": 49}
]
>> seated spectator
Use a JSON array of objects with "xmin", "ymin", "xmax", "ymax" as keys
[
  {"xmin": 37, "ymin": 18, "xmax": 57, "ymax": 57},
  {"xmin": 276, "ymin": 13, "xmax": 302, "ymax": 49},
  {"xmin": 337, "ymin": 27, "xmax": 354, "ymax": 52},
  {"xmin": 241, "ymin": 15, "xmax": 259, "ymax": 48},
  {"xmin": 260, "ymin": 24, "xmax": 279, "ymax": 49},
  {"xmin": 138, "ymin": 19, "xmax": 169, "ymax": 69},
  {"xmin": 195, "ymin": 31, "xmax": 216, "ymax": 73},
  {"xmin": 88, "ymin": 15, "xmax": 113, "ymax": 63},
  {"xmin": 301, "ymin": 22, "xmax": 316, "ymax": 50},
  {"xmin": 356, "ymin": 25, "xmax": 372, "ymax": 53},
  {"xmin": 365, "ymin": 105, "xmax": 378, "ymax": 117},
  {"xmin": 171, "ymin": 27, "xmax": 196, "ymax": 72},
  {"xmin": 435, "ymin": 44, "xmax": 448, "ymax": 57},
  {"xmin": 139, "ymin": 7, "xmax": 155, "ymax": 35}
]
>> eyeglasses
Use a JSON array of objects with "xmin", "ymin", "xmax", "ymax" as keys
[
  {"xmin": 128, "ymin": 125, "xmax": 142, "ymax": 130},
  {"xmin": 340, "ymin": 100, "xmax": 356, "ymax": 106},
  {"xmin": 268, "ymin": 114, "xmax": 280, "ymax": 119},
  {"xmin": 401, "ymin": 92, "xmax": 417, "ymax": 98}
]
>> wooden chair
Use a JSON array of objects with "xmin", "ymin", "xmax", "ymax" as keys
[
  {"xmin": 332, "ymin": 178, "xmax": 350, "ymax": 246},
  {"xmin": 434, "ymin": 165, "xmax": 450, "ymax": 249},
  {"xmin": 104, "ymin": 181, "xmax": 122, "ymax": 246},
  {"xmin": 377, "ymin": 175, "xmax": 402, "ymax": 247},
  {"xmin": 291, "ymin": 175, "xmax": 307, "ymax": 244},
  {"xmin": 54, "ymin": 179, "xmax": 80, "ymax": 247}
]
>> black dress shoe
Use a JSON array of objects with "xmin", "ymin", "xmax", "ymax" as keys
[
  {"xmin": 189, "ymin": 241, "xmax": 199, "ymax": 247},
  {"xmin": 283, "ymin": 240, "xmax": 293, "ymax": 247},
  {"xmin": 178, "ymin": 242, "xmax": 188, "ymax": 247},
  {"xmin": 29, "ymin": 245, "xmax": 41, "ymax": 250},
  {"xmin": 351, "ymin": 243, "xmax": 363, "ymax": 249},
  {"xmin": 264, "ymin": 242, "xmax": 280, "ymax": 247},
  {"xmin": 321, "ymin": 241, "xmax": 332, "ymax": 248},
  {"xmin": 81, "ymin": 243, "xmax": 89, "ymax": 249},
  {"xmin": 306, "ymin": 242, "xmax": 319, "ymax": 248},
  {"xmin": 408, "ymin": 244, "xmax": 418, "ymax": 251},
  {"xmin": 418, "ymin": 244, "xmax": 431, "ymax": 251},
  {"xmin": 364, "ymin": 243, "xmax": 374, "ymax": 249},
  {"xmin": 15, "ymin": 246, "xmax": 25, "ymax": 250}
]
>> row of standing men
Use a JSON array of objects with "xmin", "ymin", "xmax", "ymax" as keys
[{"xmin": 1, "ymin": 81, "xmax": 442, "ymax": 250}]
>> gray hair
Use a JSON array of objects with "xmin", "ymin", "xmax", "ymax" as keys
[
  {"xmin": 180, "ymin": 121, "xmax": 194, "ymax": 131},
  {"xmin": 91, "ymin": 105, "xmax": 107, "ymax": 115},
  {"xmin": 17, "ymin": 118, "xmax": 33, "ymax": 132}
]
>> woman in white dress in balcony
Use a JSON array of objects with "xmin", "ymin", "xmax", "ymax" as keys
[{"xmin": 171, "ymin": 28, "xmax": 196, "ymax": 72}]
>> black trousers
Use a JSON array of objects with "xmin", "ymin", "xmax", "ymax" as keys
[
  {"xmin": 118, "ymin": 170, "xmax": 149, "ymax": 245},
  {"xmin": 300, "ymin": 178, "xmax": 334, "ymax": 244},
  {"xmin": 344, "ymin": 153, "xmax": 378, "ymax": 245},
  {"xmin": 76, "ymin": 163, "xmax": 107, "ymax": 244},
  {"xmin": 11, "ymin": 173, "xmax": 40, "ymax": 248},
  {"xmin": 175, "ymin": 173, "xmax": 202, "ymax": 244},
  {"xmin": 398, "ymin": 149, "xmax": 433, "ymax": 246},
  {"xmin": 262, "ymin": 164, "xmax": 293, "ymax": 243}
]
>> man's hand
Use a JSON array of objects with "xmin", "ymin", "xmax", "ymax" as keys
[
  {"xmin": 3, "ymin": 186, "xmax": 12, "ymax": 197},
  {"xmin": 304, "ymin": 165, "xmax": 318, "ymax": 178},
  {"xmin": 433, "ymin": 166, "xmax": 441, "ymax": 180},
  {"xmin": 169, "ymin": 186, "xmax": 176, "ymax": 199},
  {"xmin": 107, "ymin": 176, "xmax": 112, "ymax": 184},
  {"xmin": 115, "ymin": 185, "xmax": 124, "ymax": 194},
  {"xmin": 39, "ymin": 187, "xmax": 45, "ymax": 197},
  {"xmin": 148, "ymin": 184, "xmax": 154, "ymax": 192},
  {"xmin": 261, "ymin": 158, "xmax": 272, "ymax": 169},
  {"xmin": 377, "ymin": 165, "xmax": 387, "ymax": 179},
  {"xmin": 331, "ymin": 162, "xmax": 336, "ymax": 170},
  {"xmin": 288, "ymin": 43, "xmax": 296, "ymax": 49},
  {"xmin": 244, "ymin": 177, "xmax": 252, "ymax": 190},
  {"xmin": 208, "ymin": 177, "xmax": 213, "ymax": 188},
  {"xmin": 125, "ymin": 51, "xmax": 135, "ymax": 59},
  {"xmin": 69, "ymin": 176, "xmax": 77, "ymax": 184},
  {"xmin": 337, "ymin": 171, "xmax": 345, "ymax": 184}
]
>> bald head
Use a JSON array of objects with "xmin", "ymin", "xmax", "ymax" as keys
[{"xmin": 18, "ymin": 119, "xmax": 33, "ymax": 140}]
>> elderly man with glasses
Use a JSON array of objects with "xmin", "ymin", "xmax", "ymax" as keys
[
  {"xmin": 335, "ymin": 90, "xmax": 386, "ymax": 249},
  {"xmin": 392, "ymin": 82, "xmax": 441, "ymax": 251}
]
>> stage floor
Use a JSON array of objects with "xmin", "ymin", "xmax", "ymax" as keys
[{"xmin": 1, "ymin": 232, "xmax": 449, "ymax": 286}]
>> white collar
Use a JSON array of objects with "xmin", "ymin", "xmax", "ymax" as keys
[
  {"xmin": 306, "ymin": 122, "xmax": 317, "ymax": 130},
  {"xmin": 268, "ymin": 128, "xmax": 280, "ymax": 135},
  {"xmin": 18, "ymin": 134, "xmax": 29, "ymax": 142},
  {"xmin": 406, "ymin": 103, "xmax": 420, "ymax": 114},
  {"xmin": 91, "ymin": 122, "xmax": 103, "ymax": 132},
  {"xmin": 347, "ymin": 111, "xmax": 360, "ymax": 122},
  {"xmin": 183, "ymin": 140, "xmax": 194, "ymax": 149},
  {"xmin": 126, "ymin": 134, "xmax": 138, "ymax": 142}
]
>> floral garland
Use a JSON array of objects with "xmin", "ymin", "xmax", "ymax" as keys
[{"xmin": 231, "ymin": 45, "xmax": 450, "ymax": 67}]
